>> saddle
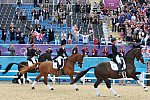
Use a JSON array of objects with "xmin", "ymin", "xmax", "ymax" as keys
[
  {"xmin": 109, "ymin": 58, "xmax": 126, "ymax": 71},
  {"xmin": 53, "ymin": 56, "xmax": 65, "ymax": 69}
]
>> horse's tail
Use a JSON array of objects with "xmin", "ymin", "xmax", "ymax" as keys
[
  {"xmin": 20, "ymin": 62, "xmax": 41, "ymax": 74},
  {"xmin": 3, "ymin": 63, "xmax": 22, "ymax": 74},
  {"xmin": 70, "ymin": 67, "xmax": 95, "ymax": 84}
]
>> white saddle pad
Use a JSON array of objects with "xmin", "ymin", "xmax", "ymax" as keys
[
  {"xmin": 53, "ymin": 56, "xmax": 64, "ymax": 69},
  {"xmin": 109, "ymin": 58, "xmax": 126, "ymax": 71}
]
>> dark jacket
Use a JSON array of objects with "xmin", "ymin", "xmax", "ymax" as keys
[
  {"xmin": 0, "ymin": 27, "xmax": 7, "ymax": 42},
  {"xmin": 27, "ymin": 47, "xmax": 37, "ymax": 58},
  {"xmin": 53, "ymin": 47, "xmax": 68, "ymax": 60},
  {"xmin": 48, "ymin": 29, "xmax": 54, "ymax": 42},
  {"xmin": 72, "ymin": 48, "xmax": 78, "ymax": 54}
]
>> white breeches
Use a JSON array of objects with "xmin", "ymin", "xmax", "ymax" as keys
[
  {"xmin": 28, "ymin": 57, "xmax": 37, "ymax": 66},
  {"xmin": 116, "ymin": 55, "xmax": 121, "ymax": 64}
]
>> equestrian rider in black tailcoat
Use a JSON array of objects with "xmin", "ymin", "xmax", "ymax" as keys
[
  {"xmin": 53, "ymin": 41, "xmax": 68, "ymax": 72},
  {"xmin": 111, "ymin": 38, "xmax": 122, "ymax": 75},
  {"xmin": 27, "ymin": 43, "xmax": 37, "ymax": 65}
]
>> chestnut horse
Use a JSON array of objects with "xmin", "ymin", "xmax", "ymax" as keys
[
  {"xmin": 71, "ymin": 48, "xmax": 148, "ymax": 97},
  {"xmin": 20, "ymin": 53, "xmax": 84, "ymax": 91}
]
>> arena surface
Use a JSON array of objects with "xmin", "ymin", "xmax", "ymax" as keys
[{"xmin": 0, "ymin": 82, "xmax": 149, "ymax": 100}]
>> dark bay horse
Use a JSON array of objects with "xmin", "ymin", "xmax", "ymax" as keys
[
  {"xmin": 71, "ymin": 48, "xmax": 148, "ymax": 97},
  {"xmin": 20, "ymin": 53, "xmax": 84, "ymax": 91},
  {"xmin": 2, "ymin": 52, "xmax": 52, "ymax": 83}
]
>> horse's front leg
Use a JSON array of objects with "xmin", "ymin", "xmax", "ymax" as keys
[
  {"xmin": 69, "ymin": 74, "xmax": 79, "ymax": 91},
  {"xmin": 132, "ymin": 74, "xmax": 148, "ymax": 92}
]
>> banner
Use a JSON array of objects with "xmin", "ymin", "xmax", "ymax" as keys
[{"xmin": 103, "ymin": 0, "xmax": 120, "ymax": 9}]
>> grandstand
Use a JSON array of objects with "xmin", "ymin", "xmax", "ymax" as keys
[{"xmin": 0, "ymin": 0, "xmax": 150, "ymax": 86}]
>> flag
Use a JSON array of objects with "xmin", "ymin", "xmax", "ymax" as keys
[{"xmin": 34, "ymin": 31, "xmax": 43, "ymax": 41}]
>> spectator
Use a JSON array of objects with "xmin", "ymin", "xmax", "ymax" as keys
[
  {"xmin": 21, "ymin": 9, "xmax": 27, "ymax": 23},
  {"xmin": 138, "ymin": 29, "xmax": 145, "ymax": 42},
  {"xmin": 93, "ymin": 37, "xmax": 98, "ymax": 45},
  {"xmin": 72, "ymin": 24, "xmax": 81, "ymax": 43},
  {"xmin": 54, "ymin": 31, "xmax": 60, "ymax": 45},
  {"xmin": 16, "ymin": 0, "xmax": 23, "ymax": 6},
  {"xmin": 52, "ymin": 10, "xmax": 57, "ymax": 23},
  {"xmin": 16, "ymin": 11, "xmax": 21, "ymax": 24},
  {"xmin": 91, "ymin": 46, "xmax": 98, "ymax": 57},
  {"xmin": 39, "ymin": 5, "xmax": 44, "ymax": 22},
  {"xmin": 119, "ymin": 46, "xmax": 125, "ymax": 57},
  {"xmin": 16, "ymin": 28, "xmax": 21, "ymax": 41},
  {"xmin": 0, "ymin": 25, "xmax": 7, "ymax": 44},
  {"xmin": 61, "ymin": 31, "xmax": 67, "ymax": 44},
  {"xmin": 9, "ymin": 23, "xmax": 16, "ymax": 42},
  {"xmin": 41, "ymin": 26, "xmax": 47, "ymax": 43},
  {"xmin": 75, "ymin": 0, "xmax": 81, "ymax": 16},
  {"xmin": 48, "ymin": 25, "xmax": 54, "ymax": 43},
  {"xmin": 34, "ymin": 11, "xmax": 39, "ymax": 25},
  {"xmin": 72, "ymin": 45, "xmax": 78, "ymax": 54},
  {"xmin": 46, "ymin": 46, "xmax": 53, "ymax": 54},
  {"xmin": 19, "ymin": 32, "xmax": 25, "ymax": 44},
  {"xmin": 142, "ymin": 46, "xmax": 150, "ymax": 58},
  {"xmin": 33, "ymin": 0, "xmax": 37, "ymax": 8},
  {"xmin": 44, "ymin": 8, "xmax": 49, "ymax": 20},
  {"xmin": 81, "ymin": 46, "xmax": 89, "ymax": 57},
  {"xmin": 79, "ymin": 32, "xmax": 92, "ymax": 44},
  {"xmin": 8, "ymin": 45, "xmax": 16, "ymax": 56},
  {"xmin": 67, "ymin": 31, "xmax": 73, "ymax": 44},
  {"xmin": 66, "ymin": 0, "xmax": 71, "ymax": 13},
  {"xmin": 102, "ymin": 46, "xmax": 109, "ymax": 57},
  {"xmin": 31, "ymin": 8, "xmax": 36, "ymax": 23}
]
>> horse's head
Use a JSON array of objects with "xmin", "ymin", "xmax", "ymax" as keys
[
  {"xmin": 76, "ymin": 54, "xmax": 84, "ymax": 68},
  {"xmin": 133, "ymin": 48, "xmax": 144, "ymax": 64}
]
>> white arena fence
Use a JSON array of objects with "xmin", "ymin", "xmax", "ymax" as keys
[{"xmin": 0, "ymin": 70, "xmax": 150, "ymax": 85}]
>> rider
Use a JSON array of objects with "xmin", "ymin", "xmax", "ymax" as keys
[
  {"xmin": 53, "ymin": 41, "xmax": 68, "ymax": 73},
  {"xmin": 111, "ymin": 38, "xmax": 122, "ymax": 75},
  {"xmin": 27, "ymin": 43, "xmax": 38, "ymax": 66}
]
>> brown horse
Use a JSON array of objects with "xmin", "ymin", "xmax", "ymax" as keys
[
  {"xmin": 20, "ymin": 53, "xmax": 84, "ymax": 91},
  {"xmin": 71, "ymin": 48, "xmax": 148, "ymax": 97}
]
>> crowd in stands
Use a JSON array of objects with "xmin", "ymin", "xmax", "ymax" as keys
[
  {"xmin": 110, "ymin": 0, "xmax": 150, "ymax": 45},
  {"xmin": 0, "ymin": 0, "xmax": 150, "ymax": 46}
]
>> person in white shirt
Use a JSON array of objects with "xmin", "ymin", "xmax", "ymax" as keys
[
  {"xmin": 80, "ymin": 32, "xmax": 92, "ymax": 44},
  {"xmin": 138, "ymin": 29, "xmax": 145, "ymax": 42},
  {"xmin": 72, "ymin": 24, "xmax": 81, "ymax": 43},
  {"xmin": 61, "ymin": 31, "xmax": 67, "ymax": 42}
]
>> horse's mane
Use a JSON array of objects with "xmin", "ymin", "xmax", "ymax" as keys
[
  {"xmin": 68, "ymin": 53, "xmax": 80, "ymax": 59},
  {"xmin": 125, "ymin": 48, "xmax": 138, "ymax": 57}
]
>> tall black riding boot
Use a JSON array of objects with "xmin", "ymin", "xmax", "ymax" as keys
[{"xmin": 118, "ymin": 64, "xmax": 122, "ymax": 75}]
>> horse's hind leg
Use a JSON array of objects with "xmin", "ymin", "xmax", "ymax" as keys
[
  {"xmin": 43, "ymin": 74, "xmax": 54, "ymax": 90},
  {"xmin": 94, "ymin": 78, "xmax": 103, "ymax": 96},
  {"xmin": 104, "ymin": 78, "xmax": 120, "ymax": 97},
  {"xmin": 32, "ymin": 73, "xmax": 43, "ymax": 90},
  {"xmin": 132, "ymin": 74, "xmax": 148, "ymax": 92}
]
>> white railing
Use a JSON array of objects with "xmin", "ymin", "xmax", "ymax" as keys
[{"xmin": 1, "ymin": 70, "xmax": 150, "ymax": 85}]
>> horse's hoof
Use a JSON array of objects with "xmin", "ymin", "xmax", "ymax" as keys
[
  {"xmin": 76, "ymin": 88, "xmax": 79, "ymax": 91},
  {"xmin": 144, "ymin": 88, "xmax": 148, "ymax": 92},
  {"xmin": 32, "ymin": 87, "xmax": 35, "ymax": 90},
  {"xmin": 96, "ymin": 94, "xmax": 102, "ymax": 97},
  {"xmin": 114, "ymin": 94, "xmax": 120, "ymax": 97},
  {"xmin": 51, "ymin": 88, "xmax": 54, "ymax": 90}
]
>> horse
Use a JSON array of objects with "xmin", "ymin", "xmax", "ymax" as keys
[
  {"xmin": 2, "ymin": 52, "xmax": 52, "ymax": 83},
  {"xmin": 20, "ymin": 53, "xmax": 84, "ymax": 91},
  {"xmin": 70, "ymin": 48, "xmax": 148, "ymax": 97}
]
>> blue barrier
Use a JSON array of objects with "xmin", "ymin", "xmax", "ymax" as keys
[{"xmin": 0, "ymin": 57, "xmax": 148, "ymax": 81}]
